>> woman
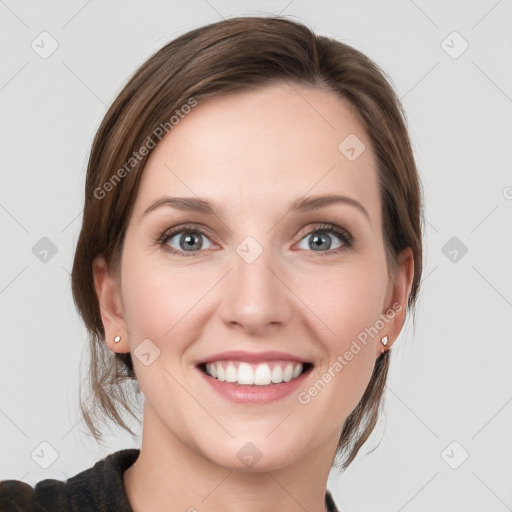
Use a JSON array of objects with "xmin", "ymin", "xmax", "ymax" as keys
[{"xmin": 0, "ymin": 15, "xmax": 422, "ymax": 512}]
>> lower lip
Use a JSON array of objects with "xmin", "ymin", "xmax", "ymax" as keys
[{"xmin": 196, "ymin": 365, "xmax": 312, "ymax": 404}]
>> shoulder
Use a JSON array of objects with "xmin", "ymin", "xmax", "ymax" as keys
[
  {"xmin": 0, "ymin": 477, "xmax": 67, "ymax": 511},
  {"xmin": 0, "ymin": 448, "xmax": 140, "ymax": 512}
]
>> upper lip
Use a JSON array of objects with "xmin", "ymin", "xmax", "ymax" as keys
[{"xmin": 197, "ymin": 350, "xmax": 312, "ymax": 365}]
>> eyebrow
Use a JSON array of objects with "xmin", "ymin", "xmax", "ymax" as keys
[{"xmin": 142, "ymin": 194, "xmax": 369, "ymax": 221}]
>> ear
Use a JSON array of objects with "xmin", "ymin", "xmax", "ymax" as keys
[
  {"xmin": 377, "ymin": 246, "xmax": 415, "ymax": 356},
  {"xmin": 92, "ymin": 256, "xmax": 130, "ymax": 354}
]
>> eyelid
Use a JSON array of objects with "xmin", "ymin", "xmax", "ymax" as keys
[
  {"xmin": 296, "ymin": 222, "xmax": 353, "ymax": 245},
  {"xmin": 156, "ymin": 222, "xmax": 354, "ymax": 256},
  {"xmin": 156, "ymin": 223, "xmax": 217, "ymax": 253}
]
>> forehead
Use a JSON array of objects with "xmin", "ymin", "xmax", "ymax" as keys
[{"xmin": 133, "ymin": 83, "xmax": 381, "ymax": 229}]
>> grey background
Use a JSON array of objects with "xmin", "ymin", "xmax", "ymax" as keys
[{"xmin": 1, "ymin": 1, "xmax": 511, "ymax": 511}]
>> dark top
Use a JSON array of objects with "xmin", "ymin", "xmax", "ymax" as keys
[{"xmin": 0, "ymin": 449, "xmax": 340, "ymax": 511}]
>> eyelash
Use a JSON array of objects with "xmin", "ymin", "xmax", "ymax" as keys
[{"xmin": 155, "ymin": 222, "xmax": 354, "ymax": 258}]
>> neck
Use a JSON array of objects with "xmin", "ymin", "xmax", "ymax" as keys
[{"xmin": 123, "ymin": 402, "xmax": 338, "ymax": 512}]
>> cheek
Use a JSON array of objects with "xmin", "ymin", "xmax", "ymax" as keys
[
  {"xmin": 303, "ymin": 259, "xmax": 387, "ymax": 344},
  {"xmin": 302, "ymin": 259, "xmax": 386, "ymax": 404},
  {"xmin": 120, "ymin": 246, "xmax": 181, "ymax": 346},
  {"xmin": 120, "ymin": 247, "xmax": 212, "ymax": 358},
  {"xmin": 119, "ymin": 255, "xmax": 194, "ymax": 403}
]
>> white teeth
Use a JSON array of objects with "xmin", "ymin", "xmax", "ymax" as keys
[
  {"xmin": 204, "ymin": 361, "xmax": 305, "ymax": 386},
  {"xmin": 238, "ymin": 362, "xmax": 254, "ymax": 384},
  {"xmin": 271, "ymin": 365, "xmax": 283, "ymax": 383},
  {"xmin": 254, "ymin": 364, "xmax": 272, "ymax": 385},
  {"xmin": 292, "ymin": 364, "xmax": 302, "ymax": 379},
  {"xmin": 225, "ymin": 363, "xmax": 237, "ymax": 383},
  {"xmin": 283, "ymin": 363, "xmax": 293, "ymax": 382}
]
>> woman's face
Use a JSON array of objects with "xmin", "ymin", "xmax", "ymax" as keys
[{"xmin": 95, "ymin": 82, "xmax": 412, "ymax": 471}]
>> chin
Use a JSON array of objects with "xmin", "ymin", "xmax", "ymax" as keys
[{"xmin": 199, "ymin": 436, "xmax": 306, "ymax": 473}]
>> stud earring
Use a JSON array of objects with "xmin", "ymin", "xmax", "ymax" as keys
[
  {"xmin": 381, "ymin": 335, "xmax": 388, "ymax": 346},
  {"xmin": 114, "ymin": 335, "xmax": 121, "ymax": 344}
]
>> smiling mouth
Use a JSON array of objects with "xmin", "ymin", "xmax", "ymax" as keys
[{"xmin": 197, "ymin": 361, "xmax": 314, "ymax": 386}]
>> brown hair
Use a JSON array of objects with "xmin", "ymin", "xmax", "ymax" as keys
[{"xmin": 71, "ymin": 15, "xmax": 424, "ymax": 471}]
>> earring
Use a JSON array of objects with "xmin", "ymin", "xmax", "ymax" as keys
[
  {"xmin": 114, "ymin": 335, "xmax": 121, "ymax": 344},
  {"xmin": 381, "ymin": 335, "xmax": 388, "ymax": 346}
]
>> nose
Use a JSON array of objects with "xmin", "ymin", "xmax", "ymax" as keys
[{"xmin": 217, "ymin": 240, "xmax": 293, "ymax": 336}]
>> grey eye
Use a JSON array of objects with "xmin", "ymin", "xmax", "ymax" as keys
[
  {"xmin": 297, "ymin": 231, "xmax": 344, "ymax": 252},
  {"xmin": 167, "ymin": 231, "xmax": 213, "ymax": 252}
]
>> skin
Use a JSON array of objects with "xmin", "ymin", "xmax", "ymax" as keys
[{"xmin": 93, "ymin": 82, "xmax": 414, "ymax": 512}]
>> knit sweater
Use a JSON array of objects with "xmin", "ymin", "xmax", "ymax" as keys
[{"xmin": 0, "ymin": 449, "xmax": 340, "ymax": 511}]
